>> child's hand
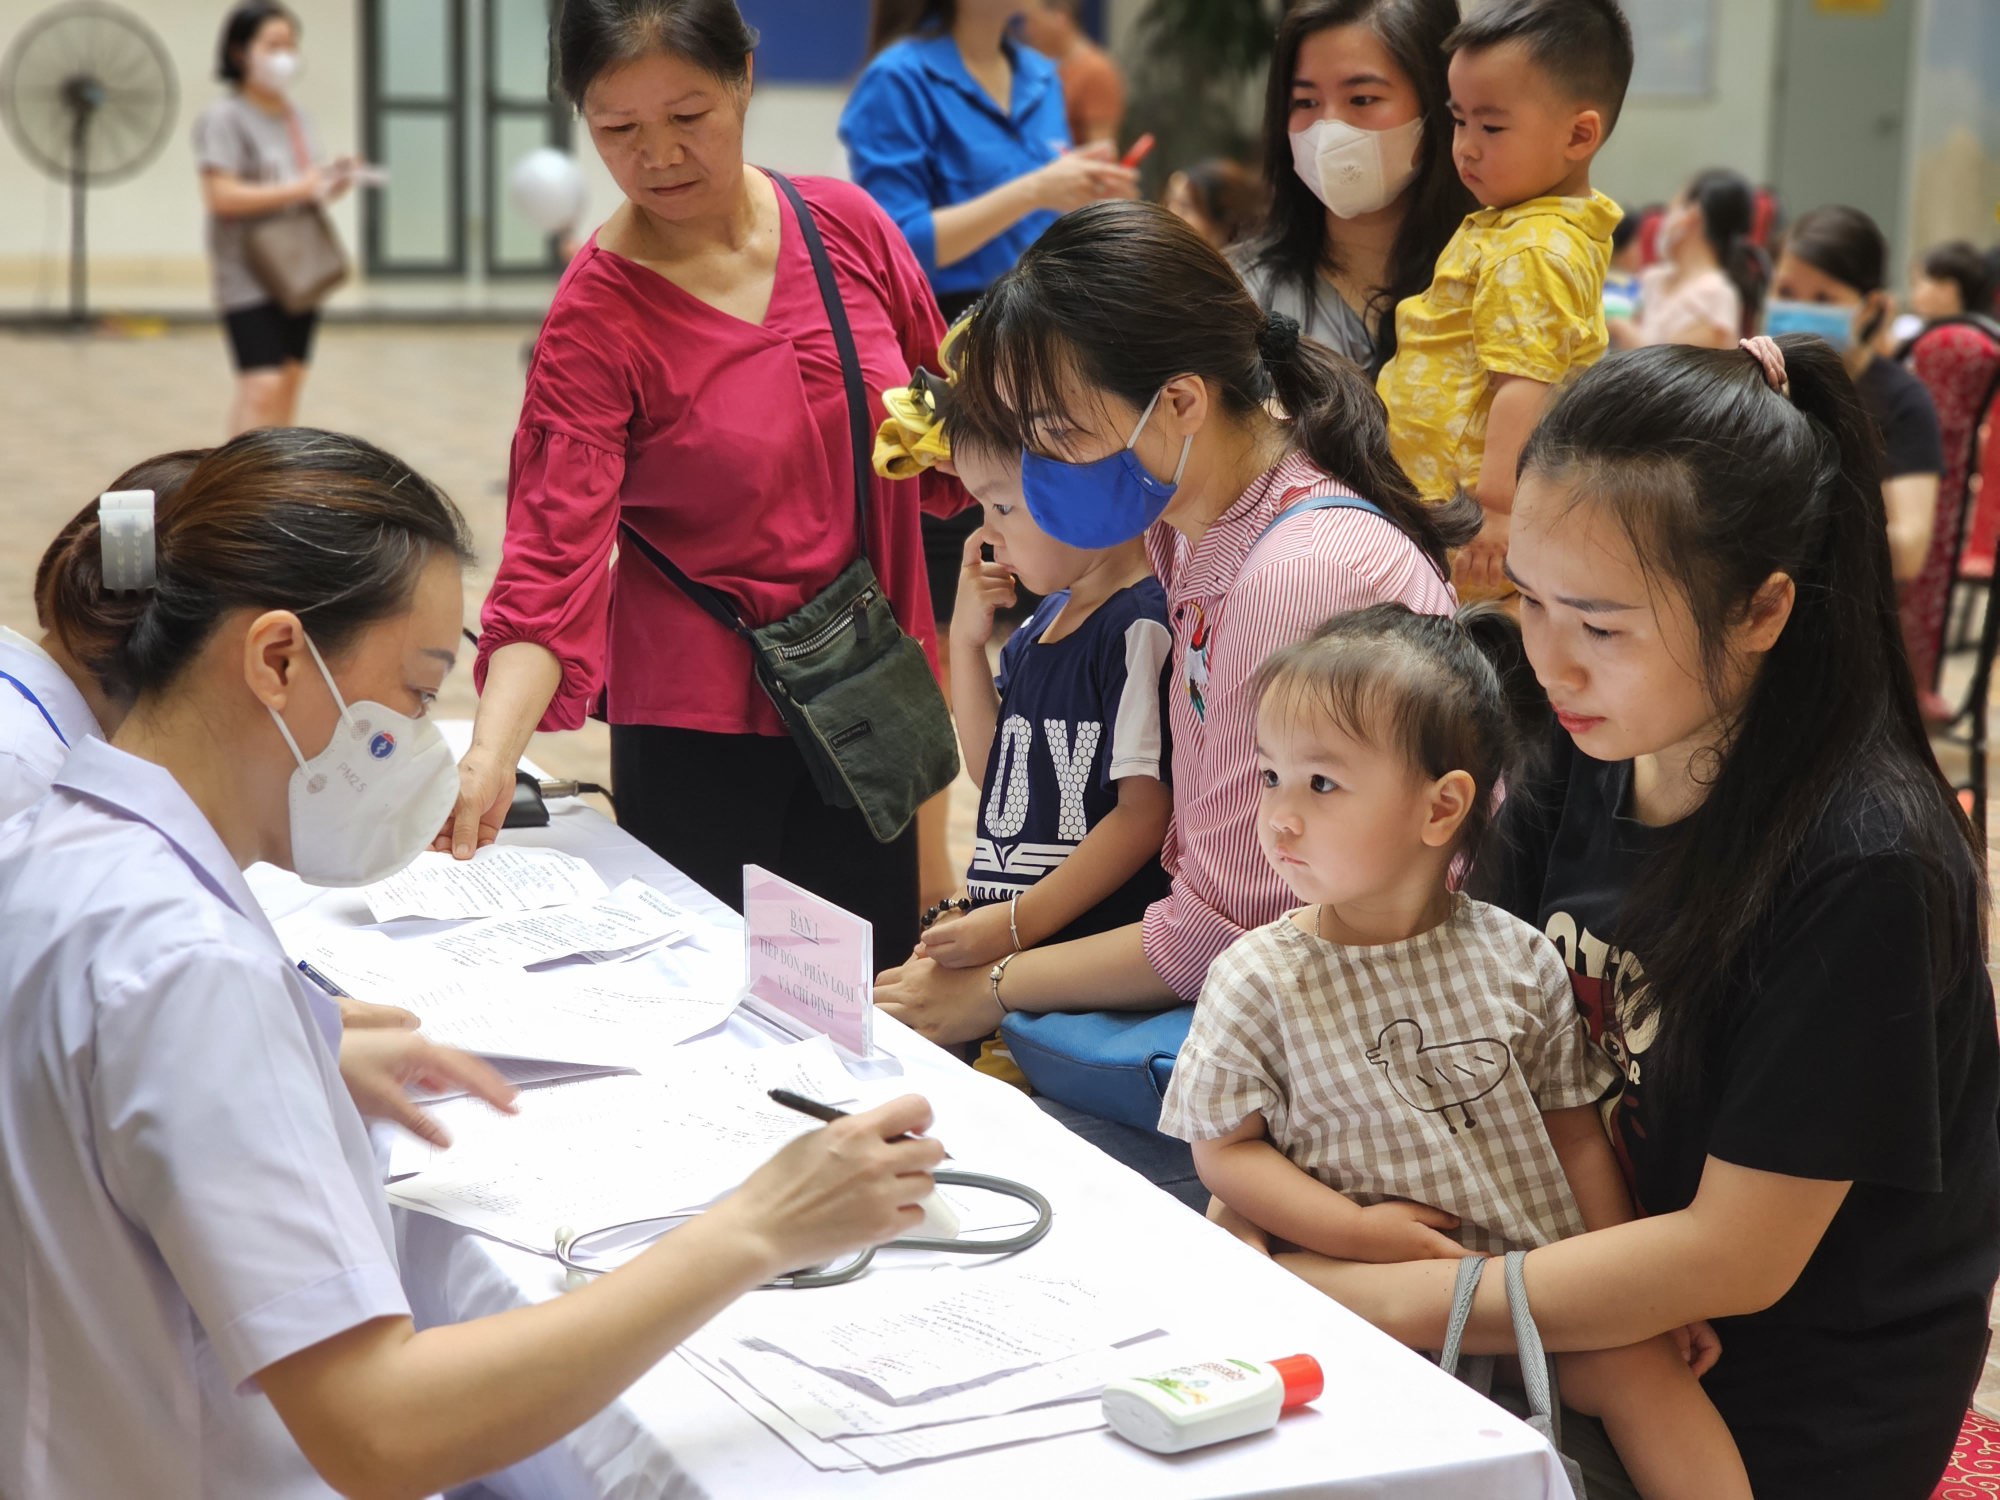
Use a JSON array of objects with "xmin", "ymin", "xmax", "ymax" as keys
[
  {"xmin": 952, "ymin": 526, "xmax": 1016, "ymax": 650},
  {"xmin": 916, "ymin": 901, "xmax": 1016, "ymax": 968},
  {"xmin": 1349, "ymin": 1199, "xmax": 1467, "ymax": 1262},
  {"xmin": 1674, "ymin": 1319, "xmax": 1723, "ymax": 1377},
  {"xmin": 1206, "ymin": 1195, "xmax": 1272, "ymax": 1256},
  {"xmin": 1455, "ymin": 507, "xmax": 1511, "ymax": 596}
]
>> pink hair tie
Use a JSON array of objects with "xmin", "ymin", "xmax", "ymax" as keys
[{"xmin": 1739, "ymin": 335, "xmax": 1791, "ymax": 397}]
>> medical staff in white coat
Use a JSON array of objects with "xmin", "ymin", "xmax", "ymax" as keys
[
  {"xmin": 0, "ymin": 450, "xmax": 206, "ymax": 819},
  {"xmin": 0, "ymin": 426, "xmax": 942, "ymax": 1500}
]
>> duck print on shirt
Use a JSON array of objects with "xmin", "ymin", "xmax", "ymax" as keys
[{"xmin": 1365, "ymin": 1018, "xmax": 1515, "ymax": 1134}]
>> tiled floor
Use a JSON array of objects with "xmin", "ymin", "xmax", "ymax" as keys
[{"xmin": 4, "ymin": 322, "xmax": 1995, "ymax": 1415}]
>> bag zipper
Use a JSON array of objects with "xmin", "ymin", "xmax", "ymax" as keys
[{"xmin": 776, "ymin": 586, "xmax": 878, "ymax": 661}]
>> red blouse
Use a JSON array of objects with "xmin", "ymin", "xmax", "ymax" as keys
[{"xmin": 478, "ymin": 173, "xmax": 967, "ymax": 736}]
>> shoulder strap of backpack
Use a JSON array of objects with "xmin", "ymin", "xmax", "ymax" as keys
[{"xmin": 1249, "ymin": 491, "xmax": 1387, "ymax": 557}]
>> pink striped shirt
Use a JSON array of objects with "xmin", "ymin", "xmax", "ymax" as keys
[{"xmin": 1141, "ymin": 452, "xmax": 1458, "ymax": 998}]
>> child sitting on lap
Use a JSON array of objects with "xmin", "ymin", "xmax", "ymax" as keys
[
  {"xmin": 1158, "ymin": 603, "xmax": 1748, "ymax": 1499},
  {"xmin": 914, "ymin": 434, "xmax": 1174, "ymax": 1078},
  {"xmin": 1375, "ymin": 0, "xmax": 1632, "ymax": 598}
]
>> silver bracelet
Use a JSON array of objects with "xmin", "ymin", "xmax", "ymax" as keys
[
  {"xmin": 1009, "ymin": 892, "xmax": 1022, "ymax": 953},
  {"xmin": 988, "ymin": 951, "xmax": 1019, "ymax": 1017}
]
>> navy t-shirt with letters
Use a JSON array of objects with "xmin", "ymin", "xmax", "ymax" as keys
[{"xmin": 967, "ymin": 580, "xmax": 1173, "ymax": 944}]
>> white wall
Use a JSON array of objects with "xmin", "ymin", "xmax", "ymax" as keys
[
  {"xmin": 1590, "ymin": 0, "xmax": 1782, "ymax": 214},
  {"xmin": 0, "ymin": 0, "xmax": 361, "ymax": 293}
]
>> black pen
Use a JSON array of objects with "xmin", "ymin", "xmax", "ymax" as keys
[
  {"xmin": 767, "ymin": 1088, "xmax": 951, "ymax": 1159},
  {"xmin": 297, "ymin": 960, "xmax": 350, "ymax": 999}
]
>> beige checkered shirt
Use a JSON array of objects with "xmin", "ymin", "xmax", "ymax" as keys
[{"xmin": 1159, "ymin": 894, "xmax": 1619, "ymax": 1253}]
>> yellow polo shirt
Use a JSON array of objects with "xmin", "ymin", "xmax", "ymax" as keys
[{"xmin": 1377, "ymin": 190, "xmax": 1622, "ymax": 501}]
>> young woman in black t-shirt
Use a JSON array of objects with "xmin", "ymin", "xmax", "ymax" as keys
[{"xmin": 1277, "ymin": 334, "xmax": 2000, "ymax": 1499}]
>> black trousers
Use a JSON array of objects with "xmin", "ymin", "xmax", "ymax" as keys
[{"xmin": 609, "ymin": 724, "xmax": 920, "ymax": 961}]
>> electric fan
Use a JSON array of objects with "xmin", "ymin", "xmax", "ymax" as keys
[{"xmin": 1, "ymin": 2, "xmax": 177, "ymax": 325}]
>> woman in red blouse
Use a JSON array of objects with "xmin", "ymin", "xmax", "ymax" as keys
[{"xmin": 442, "ymin": 0, "xmax": 963, "ymax": 955}]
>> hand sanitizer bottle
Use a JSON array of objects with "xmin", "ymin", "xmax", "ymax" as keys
[{"xmin": 1101, "ymin": 1353, "xmax": 1323, "ymax": 1454}]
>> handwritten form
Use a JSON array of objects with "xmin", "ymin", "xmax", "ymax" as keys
[
  {"xmin": 360, "ymin": 847, "xmax": 608, "ymax": 922},
  {"xmin": 677, "ymin": 1267, "xmax": 1173, "ymax": 1470},
  {"xmin": 421, "ymin": 879, "xmax": 692, "ymax": 967},
  {"xmin": 385, "ymin": 1038, "xmax": 863, "ymax": 1246},
  {"xmin": 740, "ymin": 1270, "xmax": 1163, "ymax": 1403}
]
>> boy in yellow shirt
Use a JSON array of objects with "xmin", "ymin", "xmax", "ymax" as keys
[{"xmin": 1376, "ymin": 0, "xmax": 1632, "ymax": 597}]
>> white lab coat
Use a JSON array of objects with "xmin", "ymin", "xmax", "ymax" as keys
[
  {"xmin": 0, "ymin": 738, "xmax": 408, "ymax": 1500},
  {"xmin": 0, "ymin": 627, "xmax": 101, "ymax": 820}
]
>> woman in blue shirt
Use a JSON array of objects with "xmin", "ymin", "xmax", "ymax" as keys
[
  {"xmin": 844, "ymin": 0, "xmax": 1136, "ymax": 325},
  {"xmin": 844, "ymin": 0, "xmax": 1138, "ymax": 898}
]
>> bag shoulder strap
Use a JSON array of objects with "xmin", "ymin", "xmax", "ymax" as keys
[
  {"xmin": 282, "ymin": 105, "xmax": 312, "ymax": 176},
  {"xmin": 1254, "ymin": 490, "xmax": 1386, "ymax": 548},
  {"xmin": 617, "ymin": 170, "xmax": 870, "ymax": 630},
  {"xmin": 768, "ymin": 169, "xmax": 870, "ymax": 556}
]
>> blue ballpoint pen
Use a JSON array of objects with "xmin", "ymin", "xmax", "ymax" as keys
[{"xmin": 297, "ymin": 960, "xmax": 350, "ymax": 998}]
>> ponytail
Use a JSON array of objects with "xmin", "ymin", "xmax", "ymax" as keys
[
  {"xmin": 1684, "ymin": 167, "xmax": 1766, "ymax": 335},
  {"xmin": 42, "ymin": 428, "xmax": 473, "ymax": 701},
  {"xmin": 1516, "ymin": 336, "xmax": 1979, "ymax": 1095},
  {"xmin": 954, "ymin": 199, "xmax": 1474, "ymax": 582}
]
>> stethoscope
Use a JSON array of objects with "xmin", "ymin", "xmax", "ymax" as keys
[{"xmin": 554, "ymin": 1169, "xmax": 1054, "ymax": 1289}]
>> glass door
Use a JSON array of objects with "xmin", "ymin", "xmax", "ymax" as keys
[
  {"xmin": 484, "ymin": 0, "xmax": 571, "ymax": 276},
  {"xmin": 362, "ymin": 0, "xmax": 570, "ymax": 280}
]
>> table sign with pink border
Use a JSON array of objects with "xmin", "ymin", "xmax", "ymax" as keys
[{"xmin": 741, "ymin": 864, "xmax": 873, "ymax": 1057}]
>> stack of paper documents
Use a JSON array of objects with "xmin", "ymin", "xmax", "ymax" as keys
[
  {"xmin": 359, "ymin": 846, "xmax": 609, "ymax": 922},
  {"xmin": 418, "ymin": 878, "xmax": 693, "ymax": 967},
  {"xmin": 679, "ymin": 1267, "xmax": 1174, "ymax": 1471}
]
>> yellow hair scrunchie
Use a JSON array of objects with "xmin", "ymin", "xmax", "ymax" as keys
[{"xmin": 872, "ymin": 308, "xmax": 975, "ymax": 480}]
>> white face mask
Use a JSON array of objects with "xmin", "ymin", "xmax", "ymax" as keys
[
  {"xmin": 267, "ymin": 632, "xmax": 459, "ymax": 888},
  {"xmin": 1289, "ymin": 115, "xmax": 1425, "ymax": 220},
  {"xmin": 251, "ymin": 49, "xmax": 300, "ymax": 93}
]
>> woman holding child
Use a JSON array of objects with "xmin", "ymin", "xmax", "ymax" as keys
[
  {"xmin": 1237, "ymin": 0, "xmax": 1475, "ymax": 374},
  {"xmin": 1220, "ymin": 334, "xmax": 1999, "ymax": 1498}
]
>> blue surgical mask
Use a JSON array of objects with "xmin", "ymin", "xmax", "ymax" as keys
[
  {"xmin": 1018, "ymin": 389, "xmax": 1192, "ymax": 549},
  {"xmin": 1763, "ymin": 298, "xmax": 1857, "ymax": 352}
]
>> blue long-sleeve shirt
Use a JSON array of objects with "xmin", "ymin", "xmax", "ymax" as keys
[{"xmin": 838, "ymin": 33, "xmax": 1071, "ymax": 298}]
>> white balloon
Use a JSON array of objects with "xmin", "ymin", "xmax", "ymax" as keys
[{"xmin": 508, "ymin": 148, "xmax": 589, "ymax": 235}]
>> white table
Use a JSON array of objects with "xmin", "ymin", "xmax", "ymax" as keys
[{"xmin": 278, "ymin": 784, "xmax": 1575, "ymax": 1500}]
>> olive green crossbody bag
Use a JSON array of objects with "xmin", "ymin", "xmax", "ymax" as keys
[{"xmin": 617, "ymin": 171, "xmax": 958, "ymax": 844}]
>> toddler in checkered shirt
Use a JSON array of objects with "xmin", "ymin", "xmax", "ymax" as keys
[{"xmin": 1157, "ymin": 602, "xmax": 1746, "ymax": 1499}]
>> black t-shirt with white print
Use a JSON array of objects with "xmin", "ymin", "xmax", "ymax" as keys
[
  {"xmin": 966, "ymin": 579, "xmax": 1173, "ymax": 945},
  {"xmin": 1488, "ymin": 728, "xmax": 2000, "ymax": 1499}
]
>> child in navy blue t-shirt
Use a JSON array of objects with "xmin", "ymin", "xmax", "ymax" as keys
[{"xmin": 917, "ymin": 439, "xmax": 1174, "ymax": 979}]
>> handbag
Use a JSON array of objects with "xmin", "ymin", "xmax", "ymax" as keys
[
  {"xmin": 617, "ymin": 170, "xmax": 959, "ymax": 844},
  {"xmin": 1000, "ymin": 1005, "xmax": 1194, "ymax": 1132},
  {"xmin": 1439, "ymin": 1252, "xmax": 1589, "ymax": 1498},
  {"xmin": 995, "ymin": 491, "xmax": 1391, "ymax": 1128},
  {"xmin": 241, "ymin": 107, "xmax": 348, "ymax": 314}
]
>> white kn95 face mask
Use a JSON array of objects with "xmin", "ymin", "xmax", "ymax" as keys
[
  {"xmin": 1289, "ymin": 115, "xmax": 1425, "ymax": 219},
  {"xmin": 268, "ymin": 631, "xmax": 459, "ymax": 888}
]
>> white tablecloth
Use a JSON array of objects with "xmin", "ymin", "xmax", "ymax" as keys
[{"xmin": 281, "ymin": 777, "xmax": 1575, "ymax": 1500}]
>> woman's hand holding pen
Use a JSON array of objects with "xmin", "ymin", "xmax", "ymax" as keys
[{"xmin": 710, "ymin": 1095, "xmax": 945, "ymax": 1280}]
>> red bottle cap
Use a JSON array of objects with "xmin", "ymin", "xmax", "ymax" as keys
[{"xmin": 1269, "ymin": 1353, "xmax": 1323, "ymax": 1408}]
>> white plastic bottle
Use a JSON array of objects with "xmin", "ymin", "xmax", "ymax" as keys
[{"xmin": 1101, "ymin": 1353, "xmax": 1323, "ymax": 1454}]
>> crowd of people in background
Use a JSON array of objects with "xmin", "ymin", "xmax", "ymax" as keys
[{"xmin": 8, "ymin": 0, "xmax": 2000, "ymax": 1497}]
